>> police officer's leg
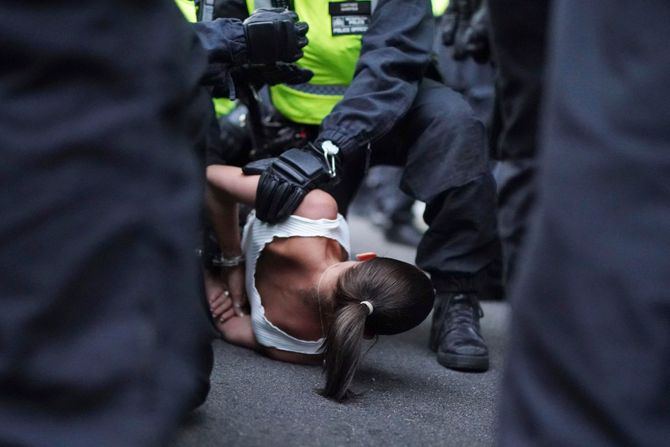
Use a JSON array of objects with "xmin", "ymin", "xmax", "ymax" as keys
[
  {"xmin": 494, "ymin": 158, "xmax": 535, "ymax": 282},
  {"xmin": 499, "ymin": 1, "xmax": 670, "ymax": 444},
  {"xmin": 372, "ymin": 78, "xmax": 502, "ymax": 372},
  {"xmin": 487, "ymin": 0, "xmax": 551, "ymax": 283}
]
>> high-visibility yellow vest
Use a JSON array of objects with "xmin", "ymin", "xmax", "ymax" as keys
[
  {"xmin": 246, "ymin": 0, "xmax": 365, "ymax": 125},
  {"xmin": 432, "ymin": 0, "xmax": 449, "ymax": 17},
  {"xmin": 175, "ymin": 0, "xmax": 198, "ymax": 22},
  {"xmin": 176, "ymin": 0, "xmax": 236, "ymax": 117}
]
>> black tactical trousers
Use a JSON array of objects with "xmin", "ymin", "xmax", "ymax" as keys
[
  {"xmin": 327, "ymin": 79, "xmax": 502, "ymax": 296},
  {"xmin": 488, "ymin": 0, "xmax": 551, "ymax": 282}
]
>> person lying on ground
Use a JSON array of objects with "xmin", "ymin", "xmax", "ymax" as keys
[{"xmin": 205, "ymin": 165, "xmax": 435, "ymax": 401}]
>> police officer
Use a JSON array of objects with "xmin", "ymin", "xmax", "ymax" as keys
[
  {"xmin": 173, "ymin": 0, "xmax": 312, "ymax": 416},
  {"xmin": 499, "ymin": 1, "xmax": 670, "ymax": 444},
  {"xmin": 0, "ymin": 3, "xmax": 309, "ymax": 446},
  {"xmin": 486, "ymin": 0, "xmax": 549, "ymax": 283},
  {"xmin": 441, "ymin": 0, "xmax": 550, "ymax": 283},
  {"xmin": 213, "ymin": 0, "xmax": 502, "ymax": 372},
  {"xmin": 436, "ymin": 0, "xmax": 496, "ymax": 129}
]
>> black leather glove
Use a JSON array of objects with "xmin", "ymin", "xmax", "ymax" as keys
[
  {"xmin": 243, "ymin": 8, "xmax": 309, "ymax": 65},
  {"xmin": 232, "ymin": 62, "xmax": 313, "ymax": 89},
  {"xmin": 242, "ymin": 142, "xmax": 341, "ymax": 223}
]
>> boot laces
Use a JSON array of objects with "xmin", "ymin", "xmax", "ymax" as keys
[{"xmin": 447, "ymin": 293, "xmax": 484, "ymax": 329}]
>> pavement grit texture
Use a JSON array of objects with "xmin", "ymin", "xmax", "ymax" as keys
[{"xmin": 173, "ymin": 215, "xmax": 510, "ymax": 447}]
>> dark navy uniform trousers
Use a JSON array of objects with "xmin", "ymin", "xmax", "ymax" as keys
[
  {"xmin": 499, "ymin": 1, "xmax": 670, "ymax": 445},
  {"xmin": 330, "ymin": 78, "xmax": 502, "ymax": 295},
  {"xmin": 0, "ymin": 2, "xmax": 213, "ymax": 445},
  {"xmin": 487, "ymin": 0, "xmax": 551, "ymax": 282}
]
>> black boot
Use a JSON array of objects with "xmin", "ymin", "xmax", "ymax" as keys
[{"xmin": 430, "ymin": 293, "xmax": 489, "ymax": 372}]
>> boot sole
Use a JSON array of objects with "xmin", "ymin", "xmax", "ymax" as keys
[{"xmin": 437, "ymin": 351, "xmax": 489, "ymax": 372}]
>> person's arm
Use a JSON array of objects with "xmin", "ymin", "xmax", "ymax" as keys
[
  {"xmin": 207, "ymin": 165, "xmax": 337, "ymax": 217},
  {"xmin": 212, "ymin": 0, "xmax": 249, "ymax": 21},
  {"xmin": 207, "ymin": 164, "xmax": 259, "ymax": 206},
  {"xmin": 193, "ymin": 9, "xmax": 309, "ymax": 89},
  {"xmin": 317, "ymin": 0, "xmax": 434, "ymax": 158},
  {"xmin": 205, "ymin": 167, "xmax": 253, "ymax": 261},
  {"xmin": 206, "ymin": 165, "xmax": 335, "ymax": 361},
  {"xmin": 205, "ymin": 166, "xmax": 258, "ymax": 318},
  {"xmin": 192, "ymin": 18, "xmax": 247, "ymax": 68},
  {"xmin": 218, "ymin": 314, "xmax": 260, "ymax": 350},
  {"xmin": 205, "ymin": 270, "xmax": 260, "ymax": 349},
  {"xmin": 243, "ymin": 0, "xmax": 433, "ymax": 224},
  {"xmin": 213, "ymin": 310, "xmax": 322, "ymax": 364},
  {"xmin": 206, "ymin": 164, "xmax": 336, "ymax": 300}
]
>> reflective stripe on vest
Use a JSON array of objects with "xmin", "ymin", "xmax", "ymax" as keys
[
  {"xmin": 289, "ymin": 83, "xmax": 348, "ymax": 96},
  {"xmin": 175, "ymin": 0, "xmax": 197, "ymax": 22},
  {"xmin": 247, "ymin": 0, "xmax": 368, "ymax": 125},
  {"xmin": 251, "ymin": 0, "xmax": 379, "ymax": 10}
]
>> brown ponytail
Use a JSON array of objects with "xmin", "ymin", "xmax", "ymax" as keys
[
  {"xmin": 321, "ymin": 257, "xmax": 434, "ymax": 402},
  {"xmin": 321, "ymin": 300, "xmax": 369, "ymax": 401}
]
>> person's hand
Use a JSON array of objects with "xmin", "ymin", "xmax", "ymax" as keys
[
  {"xmin": 205, "ymin": 271, "xmax": 235, "ymax": 325},
  {"xmin": 243, "ymin": 8, "xmax": 309, "ymax": 65},
  {"xmin": 242, "ymin": 141, "xmax": 341, "ymax": 224},
  {"xmin": 204, "ymin": 267, "xmax": 247, "ymax": 326},
  {"xmin": 222, "ymin": 265, "xmax": 248, "ymax": 317}
]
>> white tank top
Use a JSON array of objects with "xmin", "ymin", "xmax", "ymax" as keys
[{"xmin": 241, "ymin": 210, "xmax": 350, "ymax": 354}]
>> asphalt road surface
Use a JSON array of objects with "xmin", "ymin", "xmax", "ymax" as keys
[{"xmin": 173, "ymin": 215, "xmax": 510, "ymax": 447}]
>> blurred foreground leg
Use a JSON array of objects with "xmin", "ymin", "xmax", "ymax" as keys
[
  {"xmin": 499, "ymin": 1, "xmax": 670, "ymax": 445},
  {"xmin": 0, "ymin": 2, "xmax": 211, "ymax": 446}
]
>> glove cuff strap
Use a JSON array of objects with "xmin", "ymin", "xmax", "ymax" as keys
[{"xmin": 319, "ymin": 140, "xmax": 340, "ymax": 178}]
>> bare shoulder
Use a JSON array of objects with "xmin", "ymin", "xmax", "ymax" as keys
[{"xmin": 294, "ymin": 189, "xmax": 338, "ymax": 220}]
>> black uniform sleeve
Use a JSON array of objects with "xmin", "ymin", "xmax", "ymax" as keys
[
  {"xmin": 213, "ymin": 0, "xmax": 250, "ymax": 21},
  {"xmin": 191, "ymin": 17, "xmax": 247, "ymax": 92},
  {"xmin": 317, "ymin": 0, "xmax": 434, "ymax": 158},
  {"xmin": 192, "ymin": 18, "xmax": 247, "ymax": 66}
]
